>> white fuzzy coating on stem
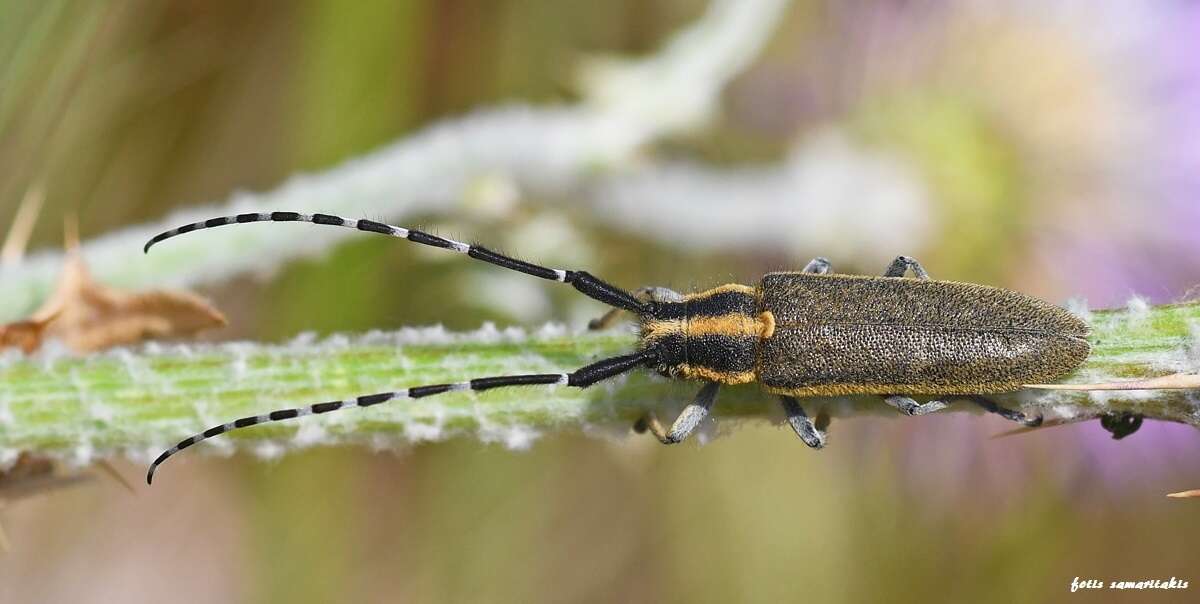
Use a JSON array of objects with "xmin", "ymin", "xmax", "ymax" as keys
[{"xmin": 1126, "ymin": 295, "xmax": 1151, "ymax": 322}]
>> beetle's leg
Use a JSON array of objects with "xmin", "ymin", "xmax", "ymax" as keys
[
  {"xmin": 634, "ymin": 382, "xmax": 720, "ymax": 444},
  {"xmin": 588, "ymin": 286, "xmax": 683, "ymax": 330},
  {"xmin": 883, "ymin": 256, "xmax": 930, "ymax": 280},
  {"xmin": 587, "ymin": 308, "xmax": 627, "ymax": 331},
  {"xmin": 883, "ymin": 395, "xmax": 949, "ymax": 416},
  {"xmin": 815, "ymin": 409, "xmax": 831, "ymax": 432},
  {"xmin": 1100, "ymin": 412, "xmax": 1143, "ymax": 439},
  {"xmin": 779, "ymin": 396, "xmax": 826, "ymax": 448},
  {"xmin": 966, "ymin": 395, "xmax": 1043, "ymax": 427},
  {"xmin": 802, "ymin": 257, "xmax": 832, "ymax": 275}
]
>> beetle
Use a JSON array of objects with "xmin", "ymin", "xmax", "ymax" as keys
[{"xmin": 142, "ymin": 211, "xmax": 1091, "ymax": 483}]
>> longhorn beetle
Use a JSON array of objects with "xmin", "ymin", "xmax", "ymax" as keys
[{"xmin": 143, "ymin": 212, "xmax": 1090, "ymax": 484}]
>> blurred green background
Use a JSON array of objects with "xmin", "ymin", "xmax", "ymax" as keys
[{"xmin": 3, "ymin": 1, "xmax": 1200, "ymax": 602}]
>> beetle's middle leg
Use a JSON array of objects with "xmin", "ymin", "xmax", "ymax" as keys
[
  {"xmin": 634, "ymin": 382, "xmax": 720, "ymax": 444},
  {"xmin": 879, "ymin": 257, "xmax": 943, "ymax": 415},
  {"xmin": 883, "ymin": 395, "xmax": 948, "ymax": 417},
  {"xmin": 588, "ymin": 286, "xmax": 683, "ymax": 330}
]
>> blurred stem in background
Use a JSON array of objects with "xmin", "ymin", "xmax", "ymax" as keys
[{"xmin": 0, "ymin": 0, "xmax": 793, "ymax": 323}]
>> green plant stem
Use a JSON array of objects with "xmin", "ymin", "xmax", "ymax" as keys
[{"xmin": 0, "ymin": 300, "xmax": 1197, "ymax": 465}]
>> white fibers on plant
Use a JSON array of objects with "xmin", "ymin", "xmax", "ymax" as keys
[
  {"xmin": 1187, "ymin": 321, "xmax": 1200, "ymax": 372},
  {"xmin": 1126, "ymin": 295, "xmax": 1151, "ymax": 323},
  {"xmin": 1064, "ymin": 298, "xmax": 1093, "ymax": 324},
  {"xmin": 86, "ymin": 401, "xmax": 115, "ymax": 423},
  {"xmin": 292, "ymin": 423, "xmax": 328, "ymax": 448},
  {"xmin": 0, "ymin": 448, "xmax": 19, "ymax": 471},
  {"xmin": 477, "ymin": 421, "xmax": 541, "ymax": 451},
  {"xmin": 68, "ymin": 443, "xmax": 95, "ymax": 469},
  {"xmin": 402, "ymin": 420, "xmax": 445, "ymax": 443},
  {"xmin": 253, "ymin": 441, "xmax": 286, "ymax": 461}
]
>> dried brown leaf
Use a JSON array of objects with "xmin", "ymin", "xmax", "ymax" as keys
[
  {"xmin": 0, "ymin": 454, "xmax": 89, "ymax": 502},
  {"xmin": 0, "ymin": 316, "xmax": 54, "ymax": 354},
  {"xmin": 32, "ymin": 250, "xmax": 226, "ymax": 353}
]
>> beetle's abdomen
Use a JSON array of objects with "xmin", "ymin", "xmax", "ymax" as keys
[{"xmin": 756, "ymin": 273, "xmax": 1090, "ymax": 396}]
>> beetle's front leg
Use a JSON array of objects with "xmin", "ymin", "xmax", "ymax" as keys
[
  {"xmin": 588, "ymin": 286, "xmax": 683, "ymax": 330},
  {"xmin": 883, "ymin": 395, "xmax": 949, "ymax": 416},
  {"xmin": 883, "ymin": 256, "xmax": 930, "ymax": 280},
  {"xmin": 634, "ymin": 382, "xmax": 720, "ymax": 444},
  {"xmin": 802, "ymin": 257, "xmax": 832, "ymax": 274}
]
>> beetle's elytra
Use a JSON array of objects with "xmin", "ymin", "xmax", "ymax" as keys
[{"xmin": 143, "ymin": 212, "xmax": 1090, "ymax": 483}]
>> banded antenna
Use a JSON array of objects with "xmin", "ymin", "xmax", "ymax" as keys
[
  {"xmin": 147, "ymin": 350, "xmax": 655, "ymax": 484},
  {"xmin": 145, "ymin": 211, "xmax": 647, "ymax": 313},
  {"xmin": 143, "ymin": 212, "xmax": 661, "ymax": 484}
]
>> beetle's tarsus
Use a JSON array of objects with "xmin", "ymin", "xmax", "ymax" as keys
[
  {"xmin": 1100, "ymin": 411, "xmax": 1143, "ymax": 439},
  {"xmin": 637, "ymin": 412, "xmax": 677, "ymax": 444},
  {"xmin": 814, "ymin": 410, "xmax": 831, "ymax": 432},
  {"xmin": 967, "ymin": 395, "xmax": 1042, "ymax": 426},
  {"xmin": 884, "ymin": 395, "xmax": 948, "ymax": 416},
  {"xmin": 883, "ymin": 255, "xmax": 931, "ymax": 280},
  {"xmin": 632, "ymin": 415, "xmax": 649, "ymax": 434},
  {"xmin": 802, "ymin": 257, "xmax": 833, "ymax": 275},
  {"xmin": 587, "ymin": 310, "xmax": 622, "ymax": 331},
  {"xmin": 780, "ymin": 396, "xmax": 826, "ymax": 448},
  {"xmin": 636, "ymin": 382, "xmax": 720, "ymax": 445}
]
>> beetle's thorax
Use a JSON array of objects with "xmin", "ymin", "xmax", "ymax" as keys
[{"xmin": 639, "ymin": 284, "xmax": 774, "ymax": 385}]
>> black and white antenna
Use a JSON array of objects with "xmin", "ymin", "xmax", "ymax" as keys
[
  {"xmin": 143, "ymin": 212, "xmax": 659, "ymax": 484},
  {"xmin": 145, "ymin": 212, "xmax": 646, "ymax": 312},
  {"xmin": 146, "ymin": 350, "xmax": 652, "ymax": 484}
]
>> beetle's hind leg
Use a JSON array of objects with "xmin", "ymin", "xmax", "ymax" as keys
[
  {"xmin": 779, "ymin": 396, "xmax": 827, "ymax": 448},
  {"xmin": 883, "ymin": 395, "xmax": 949, "ymax": 417},
  {"xmin": 966, "ymin": 395, "xmax": 1042, "ymax": 427},
  {"xmin": 588, "ymin": 286, "xmax": 683, "ymax": 330},
  {"xmin": 883, "ymin": 256, "xmax": 930, "ymax": 280},
  {"xmin": 634, "ymin": 382, "xmax": 720, "ymax": 444}
]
